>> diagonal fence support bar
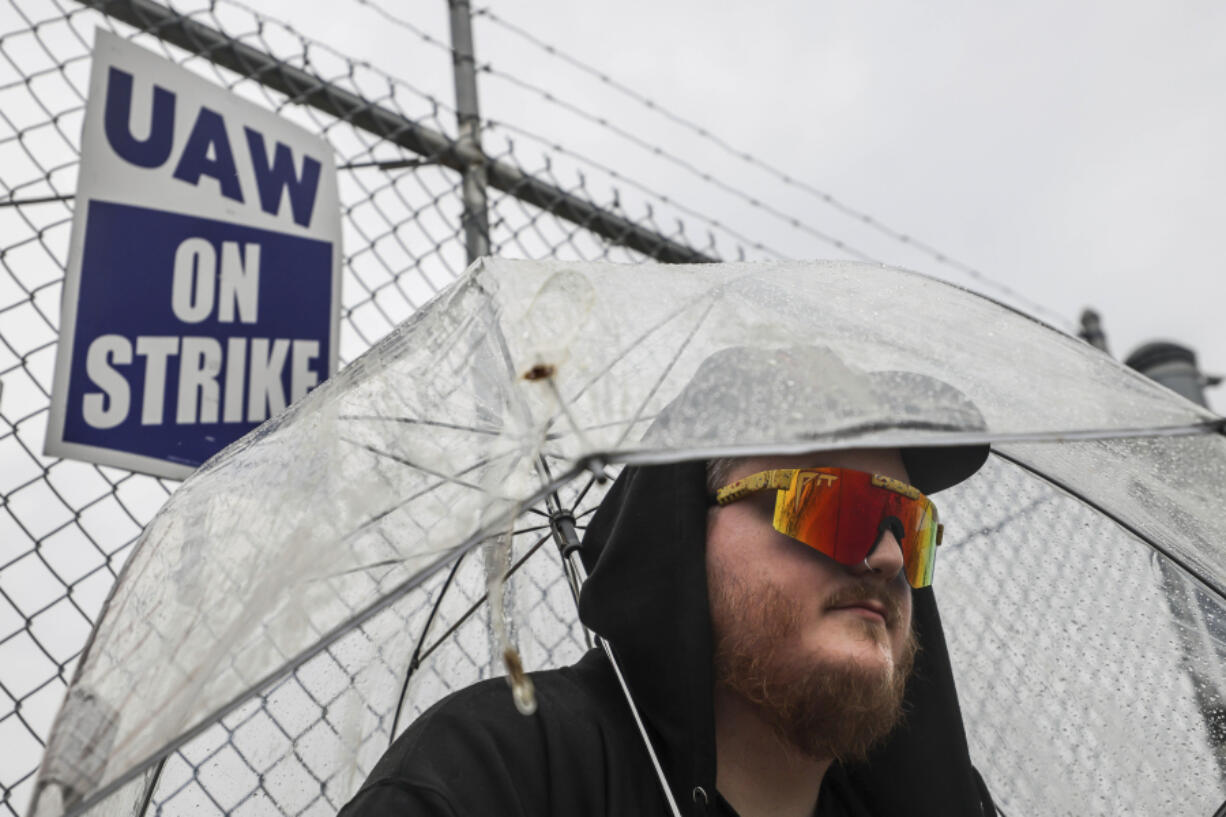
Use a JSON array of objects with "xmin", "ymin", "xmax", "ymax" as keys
[{"xmin": 75, "ymin": 0, "xmax": 715, "ymax": 264}]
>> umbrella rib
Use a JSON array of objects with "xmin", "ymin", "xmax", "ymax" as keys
[
  {"xmin": 316, "ymin": 524, "xmax": 555, "ymax": 581},
  {"xmin": 611, "ymin": 293, "xmax": 721, "ymax": 450},
  {"xmin": 520, "ymin": 450, "xmax": 595, "ymax": 518},
  {"xmin": 524, "ymin": 501, "xmax": 599, "ymax": 523},
  {"xmin": 58, "ymin": 465, "xmax": 589, "ymax": 817},
  {"xmin": 543, "ymin": 376, "xmax": 596, "ymax": 453},
  {"xmin": 415, "ymin": 530, "xmax": 555, "ymax": 666},
  {"xmin": 339, "ymin": 414, "xmax": 506, "ymax": 436},
  {"xmin": 992, "ymin": 449, "xmax": 1226, "ymax": 602},
  {"xmin": 541, "ymin": 417, "xmax": 658, "ymax": 440},
  {"xmin": 535, "ymin": 453, "xmax": 564, "ymax": 518},
  {"xmin": 135, "ymin": 757, "xmax": 165, "ymax": 817},
  {"xmin": 569, "ymin": 472, "xmax": 603, "ymax": 512},
  {"xmin": 567, "ymin": 293, "xmax": 718, "ymax": 407},
  {"xmin": 331, "ymin": 440, "xmax": 541, "ymax": 547},
  {"xmin": 537, "ymin": 289, "xmax": 723, "ymax": 441},
  {"xmin": 388, "ymin": 548, "xmax": 469, "ymax": 744},
  {"xmin": 335, "ymin": 455, "xmax": 505, "ymax": 541},
  {"xmin": 341, "ymin": 437, "xmax": 512, "ymax": 498}
]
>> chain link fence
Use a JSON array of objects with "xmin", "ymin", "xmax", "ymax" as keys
[{"xmin": 0, "ymin": 0, "xmax": 746, "ymax": 812}]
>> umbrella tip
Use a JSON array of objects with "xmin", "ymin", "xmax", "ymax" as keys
[{"xmin": 503, "ymin": 647, "xmax": 538, "ymax": 716}]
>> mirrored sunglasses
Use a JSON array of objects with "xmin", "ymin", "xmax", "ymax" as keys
[{"xmin": 714, "ymin": 467, "xmax": 943, "ymax": 588}]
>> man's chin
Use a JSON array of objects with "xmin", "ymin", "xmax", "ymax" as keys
[
  {"xmin": 813, "ymin": 640, "xmax": 898, "ymax": 677},
  {"xmin": 809, "ymin": 614, "xmax": 906, "ymax": 663},
  {"xmin": 734, "ymin": 630, "xmax": 918, "ymax": 764},
  {"xmin": 716, "ymin": 617, "xmax": 919, "ymax": 764},
  {"xmin": 709, "ymin": 574, "xmax": 918, "ymax": 763}
]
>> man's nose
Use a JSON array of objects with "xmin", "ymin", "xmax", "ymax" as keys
[{"xmin": 854, "ymin": 527, "xmax": 906, "ymax": 581}]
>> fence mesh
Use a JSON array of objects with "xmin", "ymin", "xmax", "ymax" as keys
[
  {"xmin": 2, "ymin": 1, "xmax": 1224, "ymax": 816},
  {"xmin": 0, "ymin": 0, "xmax": 737, "ymax": 812}
]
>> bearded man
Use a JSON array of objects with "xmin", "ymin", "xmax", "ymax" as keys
[
  {"xmin": 705, "ymin": 449, "xmax": 932, "ymax": 816},
  {"xmin": 342, "ymin": 349, "xmax": 999, "ymax": 817}
]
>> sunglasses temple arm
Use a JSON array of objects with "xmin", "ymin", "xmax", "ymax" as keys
[{"xmin": 548, "ymin": 512, "xmax": 683, "ymax": 817}]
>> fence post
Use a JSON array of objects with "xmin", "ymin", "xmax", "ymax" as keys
[
  {"xmin": 448, "ymin": 0, "xmax": 506, "ymax": 685},
  {"xmin": 448, "ymin": 0, "xmax": 489, "ymax": 263}
]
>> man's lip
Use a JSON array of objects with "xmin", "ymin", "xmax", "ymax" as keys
[{"xmin": 829, "ymin": 600, "xmax": 889, "ymax": 620}]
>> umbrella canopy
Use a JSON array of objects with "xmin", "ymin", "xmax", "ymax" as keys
[{"xmin": 29, "ymin": 259, "xmax": 1226, "ymax": 817}]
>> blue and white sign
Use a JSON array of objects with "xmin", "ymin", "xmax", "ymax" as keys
[{"xmin": 46, "ymin": 31, "xmax": 341, "ymax": 479}]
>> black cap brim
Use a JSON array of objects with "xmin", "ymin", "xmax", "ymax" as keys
[{"xmin": 902, "ymin": 444, "xmax": 990, "ymax": 496}]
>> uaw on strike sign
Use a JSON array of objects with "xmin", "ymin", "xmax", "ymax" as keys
[{"xmin": 46, "ymin": 31, "xmax": 341, "ymax": 479}]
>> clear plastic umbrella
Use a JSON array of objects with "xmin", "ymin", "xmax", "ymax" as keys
[{"xmin": 29, "ymin": 259, "xmax": 1226, "ymax": 817}]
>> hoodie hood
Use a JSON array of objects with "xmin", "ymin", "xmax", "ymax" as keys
[
  {"xmin": 578, "ymin": 459, "xmax": 990, "ymax": 817},
  {"xmin": 579, "ymin": 460, "xmax": 716, "ymax": 814}
]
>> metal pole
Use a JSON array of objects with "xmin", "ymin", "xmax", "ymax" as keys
[
  {"xmin": 446, "ymin": 0, "xmax": 499, "ymax": 682},
  {"xmin": 448, "ymin": 0, "xmax": 490, "ymax": 263}
]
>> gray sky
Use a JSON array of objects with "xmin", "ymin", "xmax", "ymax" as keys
[{"xmin": 239, "ymin": 0, "xmax": 1226, "ymax": 412}]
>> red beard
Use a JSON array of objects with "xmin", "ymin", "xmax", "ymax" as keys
[{"xmin": 709, "ymin": 574, "xmax": 918, "ymax": 763}]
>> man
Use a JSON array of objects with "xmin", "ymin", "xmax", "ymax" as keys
[{"xmin": 341, "ymin": 348, "xmax": 998, "ymax": 816}]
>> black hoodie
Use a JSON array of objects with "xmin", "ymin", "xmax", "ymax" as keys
[{"xmin": 340, "ymin": 460, "xmax": 996, "ymax": 816}]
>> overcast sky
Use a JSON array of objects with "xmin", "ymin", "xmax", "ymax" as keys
[{"xmin": 236, "ymin": 0, "xmax": 1226, "ymax": 413}]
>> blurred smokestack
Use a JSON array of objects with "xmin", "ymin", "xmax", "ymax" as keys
[{"xmin": 1125, "ymin": 341, "xmax": 1220, "ymax": 408}]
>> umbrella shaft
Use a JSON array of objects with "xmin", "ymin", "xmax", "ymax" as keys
[{"xmin": 549, "ymin": 512, "xmax": 683, "ymax": 817}]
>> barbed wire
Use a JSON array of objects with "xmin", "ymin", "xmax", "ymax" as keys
[
  {"xmin": 329, "ymin": 0, "xmax": 1074, "ymax": 329},
  {"xmin": 347, "ymin": 0, "xmax": 455, "ymax": 58},
  {"xmin": 473, "ymin": 6, "xmax": 1076, "ymax": 330},
  {"xmin": 483, "ymin": 119, "xmax": 784, "ymax": 261},
  {"xmin": 270, "ymin": 0, "xmax": 768, "ymax": 260},
  {"xmin": 480, "ymin": 68, "xmax": 883, "ymax": 263},
  {"xmin": 330, "ymin": 0, "xmax": 879, "ymax": 262}
]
